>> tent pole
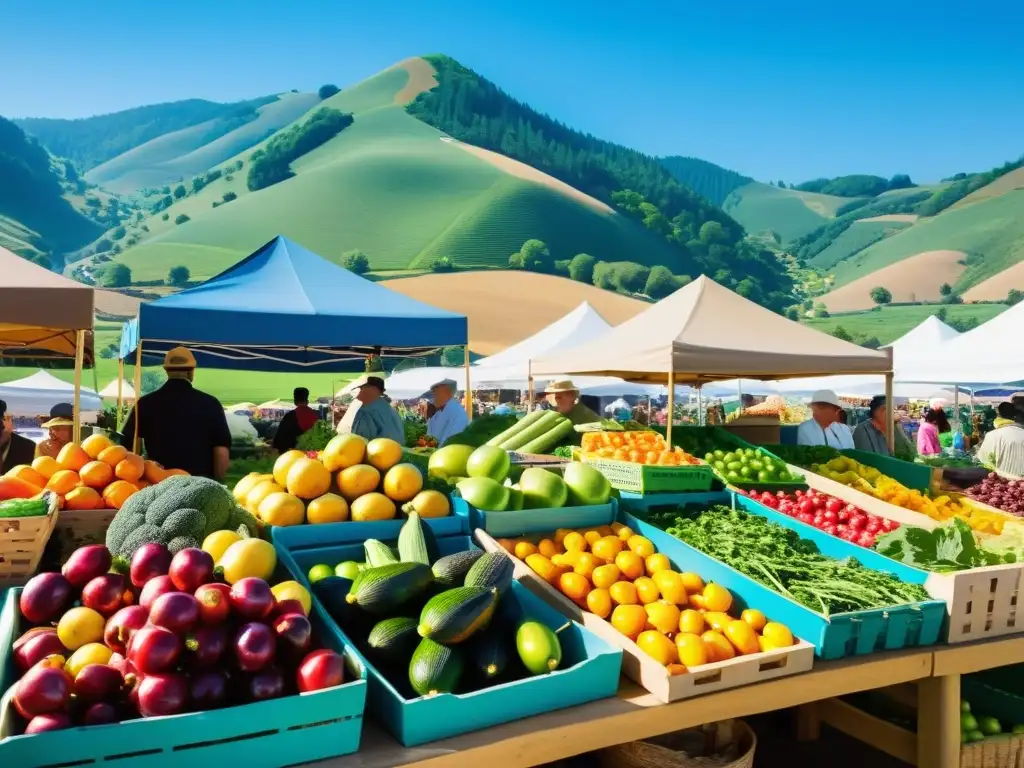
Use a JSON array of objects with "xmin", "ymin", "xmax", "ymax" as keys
[
  {"xmin": 72, "ymin": 330, "xmax": 85, "ymax": 445},
  {"xmin": 666, "ymin": 372, "xmax": 675, "ymax": 446},
  {"xmin": 885, "ymin": 373, "xmax": 895, "ymax": 454},
  {"xmin": 133, "ymin": 343, "xmax": 143, "ymax": 453},
  {"xmin": 528, "ymin": 376, "xmax": 535, "ymax": 413},
  {"xmin": 697, "ymin": 387, "xmax": 704, "ymax": 426},
  {"xmin": 117, "ymin": 358, "xmax": 124, "ymax": 414},
  {"xmin": 463, "ymin": 345, "xmax": 472, "ymax": 422},
  {"xmin": 737, "ymin": 379, "xmax": 743, "ymax": 413}
]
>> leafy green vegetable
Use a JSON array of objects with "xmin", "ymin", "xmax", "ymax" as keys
[
  {"xmin": 649, "ymin": 505, "xmax": 930, "ymax": 615},
  {"xmin": 876, "ymin": 519, "xmax": 1016, "ymax": 572},
  {"xmin": 297, "ymin": 419, "xmax": 337, "ymax": 452},
  {"xmin": 552, "ymin": 446, "xmax": 574, "ymax": 459},
  {"xmin": 573, "ymin": 420, "xmax": 624, "ymax": 433}
]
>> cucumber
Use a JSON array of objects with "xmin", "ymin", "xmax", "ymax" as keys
[
  {"xmin": 398, "ymin": 512, "xmax": 438, "ymax": 566},
  {"xmin": 464, "ymin": 552, "xmax": 514, "ymax": 597},
  {"xmin": 469, "ymin": 628, "xmax": 510, "ymax": 681},
  {"xmin": 431, "ymin": 549, "xmax": 485, "ymax": 589},
  {"xmin": 485, "ymin": 411, "xmax": 546, "ymax": 447},
  {"xmin": 518, "ymin": 417, "xmax": 574, "ymax": 454},
  {"xmin": 0, "ymin": 497, "xmax": 48, "ymax": 518},
  {"xmin": 364, "ymin": 539, "xmax": 399, "ymax": 568},
  {"xmin": 500, "ymin": 411, "xmax": 562, "ymax": 451},
  {"xmin": 368, "ymin": 617, "xmax": 421, "ymax": 663},
  {"xmin": 409, "ymin": 637, "xmax": 464, "ymax": 697},
  {"xmin": 418, "ymin": 586, "xmax": 499, "ymax": 644},
  {"xmin": 346, "ymin": 562, "xmax": 434, "ymax": 615},
  {"xmin": 311, "ymin": 576, "xmax": 366, "ymax": 632}
]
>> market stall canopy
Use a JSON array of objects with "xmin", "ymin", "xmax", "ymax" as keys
[
  {"xmin": 0, "ymin": 246, "xmax": 95, "ymax": 365},
  {"xmin": 0, "ymin": 370, "xmax": 102, "ymax": 415},
  {"xmin": 531, "ymin": 276, "xmax": 891, "ymax": 384},
  {"xmin": 98, "ymin": 378, "xmax": 137, "ymax": 401},
  {"xmin": 119, "ymin": 236, "xmax": 467, "ymax": 372}
]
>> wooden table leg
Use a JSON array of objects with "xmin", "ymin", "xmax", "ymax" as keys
[
  {"xmin": 917, "ymin": 673, "xmax": 961, "ymax": 768},
  {"xmin": 796, "ymin": 702, "xmax": 821, "ymax": 741}
]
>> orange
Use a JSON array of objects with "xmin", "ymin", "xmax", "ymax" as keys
[
  {"xmin": 336, "ymin": 464, "xmax": 381, "ymax": 501},
  {"xmin": 115, "ymin": 453, "xmax": 145, "ymax": 483},
  {"xmin": 741, "ymin": 609, "xmax": 767, "ymax": 632},
  {"xmin": 552, "ymin": 550, "xmax": 580, "ymax": 568},
  {"xmin": 79, "ymin": 460, "xmax": 114, "ymax": 489},
  {"xmin": 725, "ymin": 620, "xmax": 760, "ymax": 656},
  {"xmin": 591, "ymin": 564, "xmax": 621, "ymax": 589},
  {"xmin": 666, "ymin": 663, "xmax": 687, "ymax": 676},
  {"xmin": 102, "ymin": 480, "xmax": 137, "ymax": 510},
  {"xmin": 273, "ymin": 450, "xmax": 306, "ymax": 486},
  {"xmin": 46, "ymin": 469, "xmax": 80, "ymax": 496},
  {"xmin": 591, "ymin": 536, "xmax": 623, "ymax": 562},
  {"xmin": 306, "ymin": 493, "xmax": 349, "ymax": 524},
  {"xmin": 246, "ymin": 480, "xmax": 284, "ymax": 514},
  {"xmin": 615, "ymin": 525, "xmax": 635, "ymax": 542},
  {"xmin": 701, "ymin": 630, "xmax": 736, "ymax": 662},
  {"xmin": 609, "ymin": 581, "xmax": 638, "ymax": 606},
  {"xmin": 321, "ymin": 433, "xmax": 367, "ymax": 472},
  {"xmin": 31, "ymin": 455, "xmax": 60, "ymax": 480},
  {"xmin": 675, "ymin": 632, "xmax": 709, "ymax": 667},
  {"xmin": 381, "ymin": 463, "xmax": 423, "ymax": 503},
  {"xmin": 573, "ymin": 552, "xmax": 601, "ymax": 579},
  {"xmin": 80, "ymin": 433, "xmax": 112, "ymax": 460},
  {"xmin": 558, "ymin": 571, "xmax": 591, "ymax": 602},
  {"xmin": 644, "ymin": 601, "xmax": 680, "ymax": 634},
  {"xmin": 679, "ymin": 609, "xmax": 706, "ymax": 635},
  {"xmin": 610, "ymin": 604, "xmax": 647, "ymax": 638},
  {"xmin": 614, "ymin": 550, "xmax": 644, "ymax": 581},
  {"xmin": 64, "ymin": 486, "xmax": 102, "ymax": 510},
  {"xmin": 365, "ymin": 438, "xmax": 403, "ymax": 472},
  {"xmin": 562, "ymin": 531, "xmax": 587, "ymax": 552},
  {"xmin": 165, "ymin": 468, "xmax": 188, "ymax": 477},
  {"xmin": 626, "ymin": 535, "xmax": 655, "ymax": 558},
  {"xmin": 97, "ymin": 445, "xmax": 128, "ymax": 468},
  {"xmin": 286, "ymin": 457, "xmax": 332, "ymax": 499},
  {"xmin": 514, "ymin": 541, "xmax": 538, "ymax": 560},
  {"xmin": 652, "ymin": 571, "xmax": 687, "ymax": 605},
  {"xmin": 761, "ymin": 622, "xmax": 794, "ymax": 648},
  {"xmin": 586, "ymin": 588, "xmax": 612, "ymax": 619},
  {"xmin": 636, "ymin": 630, "xmax": 678, "ymax": 666},
  {"xmin": 703, "ymin": 611, "xmax": 732, "ymax": 632},
  {"xmin": 496, "ymin": 538, "xmax": 516, "ymax": 554},
  {"xmin": 5, "ymin": 464, "xmax": 46, "ymax": 488},
  {"xmin": 57, "ymin": 443, "xmax": 90, "ymax": 472},
  {"xmin": 537, "ymin": 539, "xmax": 560, "ymax": 559},
  {"xmin": 524, "ymin": 554, "xmax": 567, "ymax": 585},
  {"xmin": 703, "ymin": 583, "xmax": 733, "ymax": 613},
  {"xmin": 258, "ymin": 492, "xmax": 306, "ymax": 526},
  {"xmin": 679, "ymin": 572, "xmax": 705, "ymax": 593},
  {"xmin": 634, "ymin": 577, "xmax": 660, "ymax": 604},
  {"xmin": 645, "ymin": 553, "xmax": 672, "ymax": 575},
  {"xmin": 143, "ymin": 460, "xmax": 169, "ymax": 485}
]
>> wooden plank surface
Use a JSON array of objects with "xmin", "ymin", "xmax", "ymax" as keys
[{"xmin": 932, "ymin": 635, "xmax": 1024, "ymax": 676}]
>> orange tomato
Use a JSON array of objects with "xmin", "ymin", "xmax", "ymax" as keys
[
  {"xmin": 514, "ymin": 541, "xmax": 538, "ymax": 560},
  {"xmin": 97, "ymin": 445, "xmax": 128, "ymax": 468},
  {"xmin": 614, "ymin": 551, "xmax": 645, "ymax": 581},
  {"xmin": 678, "ymin": 609, "xmax": 706, "ymax": 635},
  {"xmin": 652, "ymin": 570, "xmax": 687, "ymax": 604},
  {"xmin": 644, "ymin": 601, "xmax": 680, "ymax": 634},
  {"xmin": 591, "ymin": 564, "xmax": 621, "ymax": 590},
  {"xmin": 680, "ymin": 572, "xmax": 705, "ymax": 593},
  {"xmin": 46, "ymin": 469, "xmax": 80, "ymax": 496},
  {"xmin": 115, "ymin": 454, "xmax": 145, "ymax": 483},
  {"xmin": 586, "ymin": 588, "xmax": 612, "ymax": 618},
  {"xmin": 609, "ymin": 581, "xmax": 638, "ymax": 606},
  {"xmin": 741, "ymin": 609, "xmax": 768, "ymax": 632},
  {"xmin": 31, "ymin": 455, "xmax": 60, "ymax": 480},
  {"xmin": 591, "ymin": 535, "xmax": 623, "ymax": 562},
  {"xmin": 573, "ymin": 552, "xmax": 601, "ymax": 579},
  {"xmin": 56, "ymin": 443, "xmax": 90, "ymax": 472},
  {"xmin": 725, "ymin": 620, "xmax": 760, "ymax": 656},
  {"xmin": 102, "ymin": 480, "xmax": 137, "ymax": 510},
  {"xmin": 79, "ymin": 461, "xmax": 114, "ymax": 489},
  {"xmin": 645, "ymin": 553, "xmax": 672, "ymax": 575},
  {"xmin": 636, "ymin": 631, "xmax": 678, "ymax": 665},
  {"xmin": 610, "ymin": 604, "xmax": 647, "ymax": 638},
  {"xmin": 558, "ymin": 571, "xmax": 591, "ymax": 602},
  {"xmin": 626, "ymin": 535, "xmax": 655, "ymax": 558},
  {"xmin": 634, "ymin": 577, "xmax": 660, "ymax": 605},
  {"xmin": 703, "ymin": 583, "xmax": 733, "ymax": 613},
  {"xmin": 537, "ymin": 539, "xmax": 560, "ymax": 559},
  {"xmin": 64, "ymin": 486, "xmax": 102, "ymax": 511},
  {"xmin": 675, "ymin": 632, "xmax": 709, "ymax": 667},
  {"xmin": 702, "ymin": 630, "xmax": 736, "ymax": 662},
  {"xmin": 562, "ymin": 531, "xmax": 587, "ymax": 552}
]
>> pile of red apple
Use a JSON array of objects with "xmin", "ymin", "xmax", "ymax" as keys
[
  {"xmin": 9, "ymin": 542, "xmax": 345, "ymax": 735},
  {"xmin": 740, "ymin": 488, "xmax": 900, "ymax": 548}
]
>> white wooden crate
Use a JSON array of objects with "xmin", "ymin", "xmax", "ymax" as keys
[{"xmin": 474, "ymin": 529, "xmax": 815, "ymax": 703}]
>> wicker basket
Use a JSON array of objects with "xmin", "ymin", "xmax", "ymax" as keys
[
  {"xmin": 52, "ymin": 507, "xmax": 117, "ymax": 560},
  {"xmin": 582, "ymin": 456, "xmax": 714, "ymax": 494},
  {"xmin": 598, "ymin": 720, "xmax": 755, "ymax": 768},
  {"xmin": 0, "ymin": 494, "xmax": 60, "ymax": 587},
  {"xmin": 961, "ymin": 735, "xmax": 1024, "ymax": 768}
]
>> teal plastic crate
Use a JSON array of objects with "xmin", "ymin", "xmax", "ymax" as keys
[
  {"xmin": 621, "ymin": 497, "xmax": 946, "ymax": 660},
  {"xmin": 618, "ymin": 491, "xmax": 728, "ymax": 514},
  {"xmin": 275, "ymin": 534, "xmax": 622, "ymax": 746},
  {"xmin": 765, "ymin": 445, "xmax": 933, "ymax": 493},
  {"xmin": 454, "ymin": 496, "xmax": 618, "ymax": 538},
  {"xmin": 0, "ymin": 589, "xmax": 367, "ymax": 768}
]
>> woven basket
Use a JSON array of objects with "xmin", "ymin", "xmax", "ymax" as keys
[
  {"xmin": 598, "ymin": 720, "xmax": 755, "ymax": 768},
  {"xmin": 52, "ymin": 508, "xmax": 117, "ymax": 560},
  {"xmin": 961, "ymin": 735, "xmax": 1024, "ymax": 768},
  {"xmin": 0, "ymin": 494, "xmax": 60, "ymax": 587}
]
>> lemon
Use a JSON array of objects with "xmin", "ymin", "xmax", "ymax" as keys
[
  {"xmin": 65, "ymin": 642, "xmax": 113, "ymax": 677},
  {"xmin": 218, "ymin": 538, "xmax": 277, "ymax": 584},
  {"xmin": 271, "ymin": 580, "xmax": 312, "ymax": 615},
  {"xmin": 202, "ymin": 529, "xmax": 242, "ymax": 561}
]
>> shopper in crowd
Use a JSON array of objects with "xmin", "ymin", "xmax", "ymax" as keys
[
  {"xmin": 34, "ymin": 403, "xmax": 75, "ymax": 459},
  {"xmin": 853, "ymin": 395, "xmax": 915, "ymax": 456},
  {"xmin": 0, "ymin": 400, "xmax": 36, "ymax": 474},
  {"xmin": 426, "ymin": 378, "xmax": 467, "ymax": 446},
  {"xmin": 796, "ymin": 390, "xmax": 854, "ymax": 449},
  {"xmin": 916, "ymin": 407, "xmax": 951, "ymax": 456},
  {"xmin": 122, "ymin": 347, "xmax": 231, "ymax": 479},
  {"xmin": 994, "ymin": 402, "xmax": 1020, "ymax": 429},
  {"xmin": 272, "ymin": 387, "xmax": 319, "ymax": 453},
  {"xmin": 344, "ymin": 375, "xmax": 405, "ymax": 445},
  {"xmin": 544, "ymin": 380, "xmax": 600, "ymax": 425},
  {"xmin": 977, "ymin": 406, "xmax": 1024, "ymax": 479}
]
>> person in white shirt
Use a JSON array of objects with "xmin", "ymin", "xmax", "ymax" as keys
[
  {"xmin": 426, "ymin": 378, "xmax": 468, "ymax": 446},
  {"xmin": 977, "ymin": 414, "xmax": 1024, "ymax": 480},
  {"xmin": 796, "ymin": 389, "xmax": 855, "ymax": 450}
]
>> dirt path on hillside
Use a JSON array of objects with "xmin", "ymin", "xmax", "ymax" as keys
[
  {"xmin": 858, "ymin": 214, "xmax": 919, "ymax": 223},
  {"xmin": 820, "ymin": 250, "xmax": 967, "ymax": 311},
  {"xmin": 963, "ymin": 260, "xmax": 1024, "ymax": 300},
  {"xmin": 392, "ymin": 58, "xmax": 438, "ymax": 105}
]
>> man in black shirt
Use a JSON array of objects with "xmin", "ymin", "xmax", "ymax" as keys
[
  {"xmin": 272, "ymin": 387, "xmax": 318, "ymax": 454},
  {"xmin": 122, "ymin": 347, "xmax": 231, "ymax": 479},
  {"xmin": 0, "ymin": 399, "xmax": 36, "ymax": 474}
]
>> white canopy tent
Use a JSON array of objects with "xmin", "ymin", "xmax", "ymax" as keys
[
  {"xmin": 98, "ymin": 378, "xmax": 137, "ymax": 402},
  {"xmin": 0, "ymin": 370, "xmax": 102, "ymax": 416}
]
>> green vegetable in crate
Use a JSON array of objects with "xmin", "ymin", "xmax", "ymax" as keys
[
  {"xmin": 769, "ymin": 444, "xmax": 842, "ymax": 467},
  {"xmin": 418, "ymin": 586, "xmax": 499, "ymax": 643},
  {"xmin": 456, "ymin": 476, "xmax": 510, "ymax": 511},
  {"xmin": 431, "ymin": 550, "xmax": 485, "ymax": 588},
  {"xmin": 441, "ymin": 414, "xmax": 518, "ymax": 448},
  {"xmin": 485, "ymin": 411, "xmax": 546, "ymax": 447},
  {"xmin": 296, "ymin": 419, "xmax": 337, "ymax": 452},
  {"xmin": 468, "ymin": 628, "xmax": 511, "ymax": 680},
  {"xmin": 427, "ymin": 444, "xmax": 475, "ymax": 480},
  {"xmin": 398, "ymin": 512, "xmax": 439, "ymax": 566},
  {"xmin": 346, "ymin": 562, "xmax": 434, "ymax": 614},
  {"xmin": 364, "ymin": 539, "xmax": 399, "ymax": 568},
  {"xmin": 409, "ymin": 637, "xmax": 465, "ymax": 696},
  {"xmin": 518, "ymin": 417, "xmax": 574, "ymax": 454},
  {"xmin": 465, "ymin": 444, "xmax": 511, "ymax": 481},
  {"xmin": 703, "ymin": 447, "xmax": 797, "ymax": 484},
  {"xmin": 0, "ymin": 494, "xmax": 52, "ymax": 518},
  {"xmin": 875, "ymin": 519, "xmax": 1013, "ymax": 572},
  {"xmin": 500, "ymin": 412, "xmax": 563, "ymax": 451},
  {"xmin": 463, "ymin": 552, "xmax": 514, "ymax": 596},
  {"xmin": 368, "ymin": 617, "xmax": 422, "ymax": 663},
  {"xmin": 519, "ymin": 467, "xmax": 569, "ymax": 509},
  {"xmin": 562, "ymin": 462, "xmax": 611, "ymax": 506},
  {"xmin": 516, "ymin": 621, "xmax": 562, "ymax": 675}
]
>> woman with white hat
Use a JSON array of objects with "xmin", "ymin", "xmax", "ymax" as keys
[
  {"xmin": 544, "ymin": 380, "xmax": 601, "ymax": 425},
  {"xmin": 796, "ymin": 389, "xmax": 854, "ymax": 449}
]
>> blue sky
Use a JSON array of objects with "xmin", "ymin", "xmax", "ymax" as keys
[{"xmin": 2, "ymin": 0, "xmax": 1021, "ymax": 182}]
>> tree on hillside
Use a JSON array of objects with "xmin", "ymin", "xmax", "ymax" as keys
[
  {"xmin": 777, "ymin": 181, "xmax": 786, "ymax": 189},
  {"xmin": 247, "ymin": 107, "xmax": 354, "ymax": 191},
  {"xmin": 830, "ymin": 326, "xmax": 854, "ymax": 342},
  {"xmin": 101, "ymin": 263, "xmax": 131, "ymax": 288},
  {"xmin": 784, "ymin": 306, "xmax": 801, "ymax": 321},
  {"xmin": 141, "ymin": 370, "xmax": 167, "ymax": 395},
  {"xmin": 1008, "ymin": 289, "xmax": 1023, "ymax": 306},
  {"xmin": 509, "ymin": 239, "xmax": 553, "ymax": 273},
  {"xmin": 161, "ymin": 213, "xmax": 169, "ymax": 221},
  {"xmin": 174, "ymin": 214, "xmax": 190, "ymax": 225},
  {"xmin": 614, "ymin": 263, "xmax": 650, "ymax": 294},
  {"xmin": 936, "ymin": 307, "xmax": 948, "ymax": 321},
  {"xmin": 870, "ymin": 286, "xmax": 892, "ymax": 305},
  {"xmin": 173, "ymin": 184, "xmax": 186, "ymax": 199},
  {"xmin": 888, "ymin": 174, "xmax": 914, "ymax": 191},
  {"xmin": 318, "ymin": 84, "xmax": 340, "ymax": 99},
  {"xmin": 939, "ymin": 283, "xmax": 953, "ymax": 296},
  {"xmin": 222, "ymin": 191, "xmax": 237, "ymax": 203},
  {"xmin": 342, "ymin": 250, "xmax": 370, "ymax": 274},
  {"xmin": 568, "ymin": 253, "xmax": 596, "ymax": 284},
  {"xmin": 168, "ymin": 265, "xmax": 190, "ymax": 286},
  {"xmin": 644, "ymin": 265, "xmax": 677, "ymax": 299},
  {"xmin": 592, "ymin": 262, "xmax": 617, "ymax": 290},
  {"xmin": 111, "ymin": 226, "xmax": 127, "ymax": 241},
  {"xmin": 430, "ymin": 256, "xmax": 455, "ymax": 273}
]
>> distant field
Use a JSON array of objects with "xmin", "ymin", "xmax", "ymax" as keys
[
  {"xmin": 803, "ymin": 303, "xmax": 1008, "ymax": 342},
  {"xmin": 722, "ymin": 181, "xmax": 855, "ymax": 243},
  {"xmin": 809, "ymin": 219, "xmax": 913, "ymax": 270},
  {"xmin": 819, "ymin": 250, "xmax": 967, "ymax": 312},
  {"xmin": 949, "ymin": 167, "xmax": 1024, "ymax": 210},
  {"xmin": 963, "ymin": 261, "xmax": 1024, "ymax": 301}
]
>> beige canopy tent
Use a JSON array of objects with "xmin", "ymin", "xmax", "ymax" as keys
[
  {"xmin": 0, "ymin": 246, "xmax": 95, "ymax": 441},
  {"xmin": 530, "ymin": 276, "xmax": 894, "ymax": 447},
  {"xmin": 98, "ymin": 378, "xmax": 137, "ymax": 402}
]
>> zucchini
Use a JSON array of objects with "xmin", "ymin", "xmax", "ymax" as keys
[
  {"xmin": 398, "ymin": 512, "xmax": 438, "ymax": 566},
  {"xmin": 499, "ymin": 411, "xmax": 562, "ymax": 450},
  {"xmin": 346, "ymin": 562, "xmax": 434, "ymax": 615},
  {"xmin": 431, "ymin": 550, "xmax": 485, "ymax": 589},
  {"xmin": 0, "ymin": 496, "xmax": 48, "ymax": 518},
  {"xmin": 464, "ymin": 552, "xmax": 514, "ymax": 597},
  {"xmin": 364, "ymin": 539, "xmax": 399, "ymax": 568},
  {"xmin": 485, "ymin": 411, "xmax": 546, "ymax": 447},
  {"xmin": 311, "ymin": 576, "xmax": 366, "ymax": 632},
  {"xmin": 368, "ymin": 617, "xmax": 420, "ymax": 663},
  {"xmin": 409, "ymin": 637, "xmax": 464, "ymax": 697},
  {"xmin": 418, "ymin": 586, "xmax": 499, "ymax": 644},
  {"xmin": 518, "ymin": 417, "xmax": 574, "ymax": 454},
  {"xmin": 468, "ymin": 628, "xmax": 510, "ymax": 681}
]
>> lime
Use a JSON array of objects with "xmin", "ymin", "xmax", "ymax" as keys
[
  {"xmin": 979, "ymin": 716, "xmax": 1002, "ymax": 736},
  {"xmin": 335, "ymin": 561, "xmax": 362, "ymax": 580},
  {"xmin": 961, "ymin": 713, "xmax": 979, "ymax": 732},
  {"xmin": 757, "ymin": 470, "xmax": 770, "ymax": 482},
  {"xmin": 961, "ymin": 700, "xmax": 972, "ymax": 714},
  {"xmin": 965, "ymin": 730, "xmax": 984, "ymax": 743},
  {"xmin": 704, "ymin": 453, "xmax": 715, "ymax": 463},
  {"xmin": 308, "ymin": 564, "xmax": 334, "ymax": 583},
  {"xmin": 1011, "ymin": 723, "xmax": 1024, "ymax": 734}
]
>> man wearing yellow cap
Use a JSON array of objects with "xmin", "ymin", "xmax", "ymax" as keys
[{"xmin": 121, "ymin": 347, "xmax": 231, "ymax": 479}]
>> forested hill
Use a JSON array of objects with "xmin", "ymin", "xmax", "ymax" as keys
[{"xmin": 659, "ymin": 156, "xmax": 752, "ymax": 206}]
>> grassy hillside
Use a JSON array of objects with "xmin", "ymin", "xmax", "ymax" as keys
[
  {"xmin": 722, "ymin": 181, "xmax": 853, "ymax": 243},
  {"xmin": 803, "ymin": 304, "xmax": 1007, "ymax": 343},
  {"xmin": 85, "ymin": 93, "xmax": 320, "ymax": 194},
  {"xmin": 659, "ymin": 156, "xmax": 752, "ymax": 206},
  {"xmin": 809, "ymin": 219, "xmax": 913, "ymax": 270}
]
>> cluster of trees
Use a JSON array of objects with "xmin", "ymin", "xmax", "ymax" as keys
[
  {"xmin": 918, "ymin": 156, "xmax": 1024, "ymax": 216},
  {"xmin": 934, "ymin": 307, "xmax": 981, "ymax": 333},
  {"xmin": 318, "ymin": 84, "xmax": 340, "ymax": 100},
  {"xmin": 341, "ymin": 250, "xmax": 370, "ymax": 274},
  {"xmin": 795, "ymin": 174, "xmax": 915, "ymax": 198},
  {"xmin": 168, "ymin": 266, "xmax": 190, "ymax": 286},
  {"xmin": 98, "ymin": 262, "xmax": 131, "ymax": 288},
  {"xmin": 828, "ymin": 326, "xmax": 881, "ymax": 348},
  {"xmin": 658, "ymin": 156, "xmax": 752, "ymax": 206},
  {"xmin": 212, "ymin": 191, "xmax": 237, "ymax": 208},
  {"xmin": 247, "ymin": 108, "xmax": 353, "ymax": 191}
]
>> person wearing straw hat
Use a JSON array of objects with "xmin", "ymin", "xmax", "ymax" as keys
[
  {"xmin": 121, "ymin": 347, "xmax": 231, "ymax": 479},
  {"xmin": 796, "ymin": 389, "xmax": 854, "ymax": 449},
  {"xmin": 426, "ymin": 378, "xmax": 467, "ymax": 446},
  {"xmin": 544, "ymin": 380, "xmax": 600, "ymax": 426},
  {"xmin": 35, "ymin": 403, "xmax": 75, "ymax": 460}
]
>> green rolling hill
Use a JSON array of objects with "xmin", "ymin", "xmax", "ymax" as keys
[
  {"xmin": 722, "ymin": 181, "xmax": 855, "ymax": 243},
  {"xmin": 808, "ymin": 218, "xmax": 914, "ymax": 270},
  {"xmin": 659, "ymin": 156, "xmax": 752, "ymax": 206}
]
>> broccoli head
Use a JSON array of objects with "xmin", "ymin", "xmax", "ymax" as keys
[{"xmin": 106, "ymin": 475, "xmax": 260, "ymax": 558}]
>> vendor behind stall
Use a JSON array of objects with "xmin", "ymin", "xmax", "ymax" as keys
[
  {"xmin": 853, "ymin": 395, "xmax": 915, "ymax": 457},
  {"xmin": 344, "ymin": 375, "xmax": 405, "ymax": 445},
  {"xmin": 796, "ymin": 390, "xmax": 854, "ymax": 449},
  {"xmin": 544, "ymin": 380, "xmax": 600, "ymax": 425},
  {"xmin": 427, "ymin": 378, "xmax": 467, "ymax": 446},
  {"xmin": 34, "ymin": 403, "xmax": 75, "ymax": 459}
]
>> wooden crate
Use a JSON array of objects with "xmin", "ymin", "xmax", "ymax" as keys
[
  {"xmin": 475, "ymin": 529, "xmax": 815, "ymax": 703},
  {"xmin": 52, "ymin": 507, "xmax": 117, "ymax": 556},
  {"xmin": 0, "ymin": 496, "xmax": 59, "ymax": 587}
]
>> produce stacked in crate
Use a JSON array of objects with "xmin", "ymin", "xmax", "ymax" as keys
[
  {"xmin": 484, "ymin": 411, "xmax": 576, "ymax": 454},
  {"xmin": 967, "ymin": 473, "xmax": 1024, "ymax": 518},
  {"xmin": 581, "ymin": 430, "xmax": 702, "ymax": 467}
]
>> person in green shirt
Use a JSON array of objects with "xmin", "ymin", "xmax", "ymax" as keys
[
  {"xmin": 852, "ymin": 395, "xmax": 916, "ymax": 457},
  {"xmin": 544, "ymin": 380, "xmax": 600, "ymax": 425}
]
